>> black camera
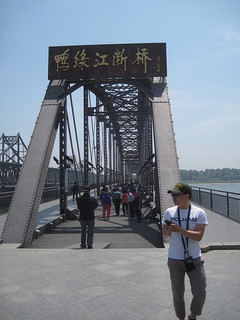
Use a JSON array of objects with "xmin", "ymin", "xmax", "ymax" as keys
[
  {"xmin": 165, "ymin": 220, "xmax": 172, "ymax": 225},
  {"xmin": 184, "ymin": 256, "xmax": 195, "ymax": 272}
]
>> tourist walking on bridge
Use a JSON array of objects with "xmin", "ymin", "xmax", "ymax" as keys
[
  {"xmin": 72, "ymin": 182, "xmax": 79, "ymax": 201},
  {"xmin": 112, "ymin": 187, "xmax": 122, "ymax": 215},
  {"xmin": 77, "ymin": 186, "xmax": 98, "ymax": 249},
  {"xmin": 101, "ymin": 187, "xmax": 112, "ymax": 220},
  {"xmin": 132, "ymin": 188, "xmax": 141, "ymax": 222},
  {"xmin": 162, "ymin": 183, "xmax": 208, "ymax": 320},
  {"xmin": 127, "ymin": 188, "xmax": 135, "ymax": 220},
  {"xmin": 120, "ymin": 189, "xmax": 128, "ymax": 216},
  {"xmin": 137, "ymin": 184, "xmax": 143, "ymax": 209}
]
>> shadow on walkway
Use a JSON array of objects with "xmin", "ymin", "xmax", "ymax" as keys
[{"xmin": 31, "ymin": 207, "xmax": 163, "ymax": 249}]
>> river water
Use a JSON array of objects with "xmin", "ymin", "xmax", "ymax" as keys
[{"xmin": 189, "ymin": 182, "xmax": 240, "ymax": 194}]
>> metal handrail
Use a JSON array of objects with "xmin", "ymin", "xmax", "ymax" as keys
[
  {"xmin": 0, "ymin": 186, "xmax": 61, "ymax": 214},
  {"xmin": 190, "ymin": 186, "xmax": 240, "ymax": 222}
]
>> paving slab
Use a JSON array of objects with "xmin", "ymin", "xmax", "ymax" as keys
[
  {"xmin": 0, "ymin": 245, "xmax": 240, "ymax": 320},
  {"xmin": 1, "ymin": 198, "xmax": 240, "ymax": 319}
]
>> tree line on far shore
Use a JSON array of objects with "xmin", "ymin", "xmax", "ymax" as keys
[{"xmin": 180, "ymin": 168, "xmax": 240, "ymax": 182}]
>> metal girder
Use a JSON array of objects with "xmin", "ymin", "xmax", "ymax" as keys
[
  {"xmin": 0, "ymin": 134, "xmax": 27, "ymax": 164},
  {"xmin": 84, "ymin": 87, "xmax": 89, "ymax": 186},
  {"xmin": 0, "ymin": 133, "xmax": 28, "ymax": 185},
  {"xmin": 59, "ymin": 100, "xmax": 67, "ymax": 217},
  {"xmin": 96, "ymin": 98, "xmax": 101, "ymax": 195},
  {"xmin": 87, "ymin": 82, "xmax": 142, "ymax": 174},
  {"xmin": 84, "ymin": 80, "xmax": 164, "ymax": 189},
  {"xmin": 2, "ymin": 74, "xmax": 179, "ymax": 250},
  {"xmin": 85, "ymin": 78, "xmax": 179, "ymax": 215},
  {"xmin": 2, "ymin": 80, "xmax": 67, "ymax": 247},
  {"xmin": 0, "ymin": 162, "xmax": 21, "ymax": 185},
  {"xmin": 151, "ymin": 78, "xmax": 180, "ymax": 214}
]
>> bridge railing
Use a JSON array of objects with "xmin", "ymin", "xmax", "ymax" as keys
[
  {"xmin": 0, "ymin": 183, "xmax": 99, "ymax": 214},
  {"xmin": 0, "ymin": 189, "xmax": 14, "ymax": 214},
  {"xmin": 190, "ymin": 186, "xmax": 240, "ymax": 222},
  {"xmin": 0, "ymin": 186, "xmax": 61, "ymax": 214}
]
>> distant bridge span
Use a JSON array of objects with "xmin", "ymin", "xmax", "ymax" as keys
[{"xmin": 2, "ymin": 43, "xmax": 180, "ymax": 247}]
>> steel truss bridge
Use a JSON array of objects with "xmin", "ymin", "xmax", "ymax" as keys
[
  {"xmin": 0, "ymin": 133, "xmax": 28, "ymax": 186},
  {"xmin": 2, "ymin": 43, "xmax": 180, "ymax": 247}
]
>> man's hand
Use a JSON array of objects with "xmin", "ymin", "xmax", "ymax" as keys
[
  {"xmin": 163, "ymin": 222, "xmax": 206, "ymax": 241},
  {"xmin": 166, "ymin": 222, "xmax": 179, "ymax": 232},
  {"xmin": 162, "ymin": 222, "xmax": 174, "ymax": 237}
]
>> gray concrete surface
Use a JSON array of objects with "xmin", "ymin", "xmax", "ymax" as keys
[
  {"xmin": 30, "ymin": 203, "xmax": 163, "ymax": 249},
  {"xmin": 0, "ymin": 199, "xmax": 240, "ymax": 319}
]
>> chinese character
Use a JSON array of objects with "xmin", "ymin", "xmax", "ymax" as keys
[
  {"xmin": 132, "ymin": 48, "xmax": 152, "ymax": 74},
  {"xmin": 156, "ymin": 55, "xmax": 161, "ymax": 73},
  {"xmin": 94, "ymin": 52, "xmax": 109, "ymax": 67},
  {"xmin": 112, "ymin": 49, "xmax": 128, "ymax": 71},
  {"xmin": 73, "ymin": 49, "xmax": 90, "ymax": 70},
  {"xmin": 54, "ymin": 49, "xmax": 70, "ymax": 72}
]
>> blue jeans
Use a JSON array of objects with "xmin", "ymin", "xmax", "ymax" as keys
[{"xmin": 80, "ymin": 219, "xmax": 95, "ymax": 247}]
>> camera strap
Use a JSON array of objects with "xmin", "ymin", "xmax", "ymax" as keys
[{"xmin": 177, "ymin": 205, "xmax": 191, "ymax": 258}]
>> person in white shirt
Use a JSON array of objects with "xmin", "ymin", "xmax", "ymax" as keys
[
  {"xmin": 162, "ymin": 183, "xmax": 208, "ymax": 320},
  {"xmin": 127, "ymin": 188, "xmax": 135, "ymax": 220}
]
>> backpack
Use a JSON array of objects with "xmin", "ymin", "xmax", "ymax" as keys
[{"xmin": 121, "ymin": 193, "xmax": 128, "ymax": 204}]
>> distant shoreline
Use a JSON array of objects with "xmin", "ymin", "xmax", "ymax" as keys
[{"xmin": 184, "ymin": 180, "xmax": 240, "ymax": 184}]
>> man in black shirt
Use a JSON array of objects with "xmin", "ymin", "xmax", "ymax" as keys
[
  {"xmin": 72, "ymin": 182, "xmax": 79, "ymax": 201},
  {"xmin": 77, "ymin": 186, "xmax": 98, "ymax": 249}
]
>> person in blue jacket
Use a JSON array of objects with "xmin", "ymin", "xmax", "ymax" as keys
[{"xmin": 101, "ymin": 187, "xmax": 112, "ymax": 220}]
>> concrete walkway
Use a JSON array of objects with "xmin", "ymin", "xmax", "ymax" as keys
[
  {"xmin": 31, "ymin": 201, "xmax": 164, "ymax": 249},
  {"xmin": 0, "ymin": 199, "xmax": 240, "ymax": 320}
]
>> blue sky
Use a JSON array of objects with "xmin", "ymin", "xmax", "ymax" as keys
[{"xmin": 1, "ymin": 0, "xmax": 240, "ymax": 170}]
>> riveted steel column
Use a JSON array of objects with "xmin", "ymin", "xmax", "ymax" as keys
[
  {"xmin": 2, "ymin": 80, "xmax": 67, "ymax": 246},
  {"xmin": 104, "ymin": 117, "xmax": 107, "ymax": 185},
  {"xmin": 96, "ymin": 98, "xmax": 100, "ymax": 196},
  {"xmin": 59, "ymin": 101, "xmax": 67, "ymax": 219},
  {"xmin": 119, "ymin": 147, "xmax": 123, "ymax": 183},
  {"xmin": 113, "ymin": 136, "xmax": 116, "ymax": 184},
  {"xmin": 109, "ymin": 125, "xmax": 112, "ymax": 187},
  {"xmin": 151, "ymin": 78, "xmax": 180, "ymax": 215},
  {"xmin": 84, "ymin": 87, "xmax": 89, "ymax": 186},
  {"xmin": 147, "ymin": 101, "xmax": 153, "ymax": 195}
]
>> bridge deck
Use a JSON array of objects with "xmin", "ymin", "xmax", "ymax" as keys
[
  {"xmin": 31, "ymin": 201, "xmax": 162, "ymax": 250},
  {"xmin": 31, "ymin": 202, "xmax": 240, "ymax": 252},
  {"xmin": 1, "ymin": 196, "xmax": 240, "ymax": 249}
]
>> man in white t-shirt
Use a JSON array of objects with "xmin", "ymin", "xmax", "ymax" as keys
[{"xmin": 162, "ymin": 183, "xmax": 208, "ymax": 320}]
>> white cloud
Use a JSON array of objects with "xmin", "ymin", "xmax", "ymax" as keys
[
  {"xmin": 213, "ymin": 25, "xmax": 240, "ymax": 42},
  {"xmin": 210, "ymin": 24, "xmax": 240, "ymax": 58}
]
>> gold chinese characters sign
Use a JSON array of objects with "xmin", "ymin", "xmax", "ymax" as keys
[{"xmin": 48, "ymin": 43, "xmax": 167, "ymax": 81}]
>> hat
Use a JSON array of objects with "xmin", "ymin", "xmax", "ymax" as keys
[
  {"xmin": 168, "ymin": 183, "xmax": 191, "ymax": 196},
  {"xmin": 82, "ymin": 186, "xmax": 91, "ymax": 192}
]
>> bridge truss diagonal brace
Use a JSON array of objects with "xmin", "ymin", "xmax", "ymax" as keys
[
  {"xmin": 2, "ymin": 80, "xmax": 67, "ymax": 247},
  {"xmin": 151, "ymin": 79, "xmax": 180, "ymax": 215}
]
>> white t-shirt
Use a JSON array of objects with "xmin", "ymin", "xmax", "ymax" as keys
[{"xmin": 162, "ymin": 204, "xmax": 208, "ymax": 260}]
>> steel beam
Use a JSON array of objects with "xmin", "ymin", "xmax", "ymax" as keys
[
  {"xmin": 2, "ymin": 80, "xmax": 67, "ymax": 246},
  {"xmin": 96, "ymin": 98, "xmax": 100, "ymax": 195},
  {"xmin": 151, "ymin": 78, "xmax": 180, "ymax": 214},
  {"xmin": 83, "ymin": 87, "xmax": 89, "ymax": 186},
  {"xmin": 59, "ymin": 101, "xmax": 67, "ymax": 218}
]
